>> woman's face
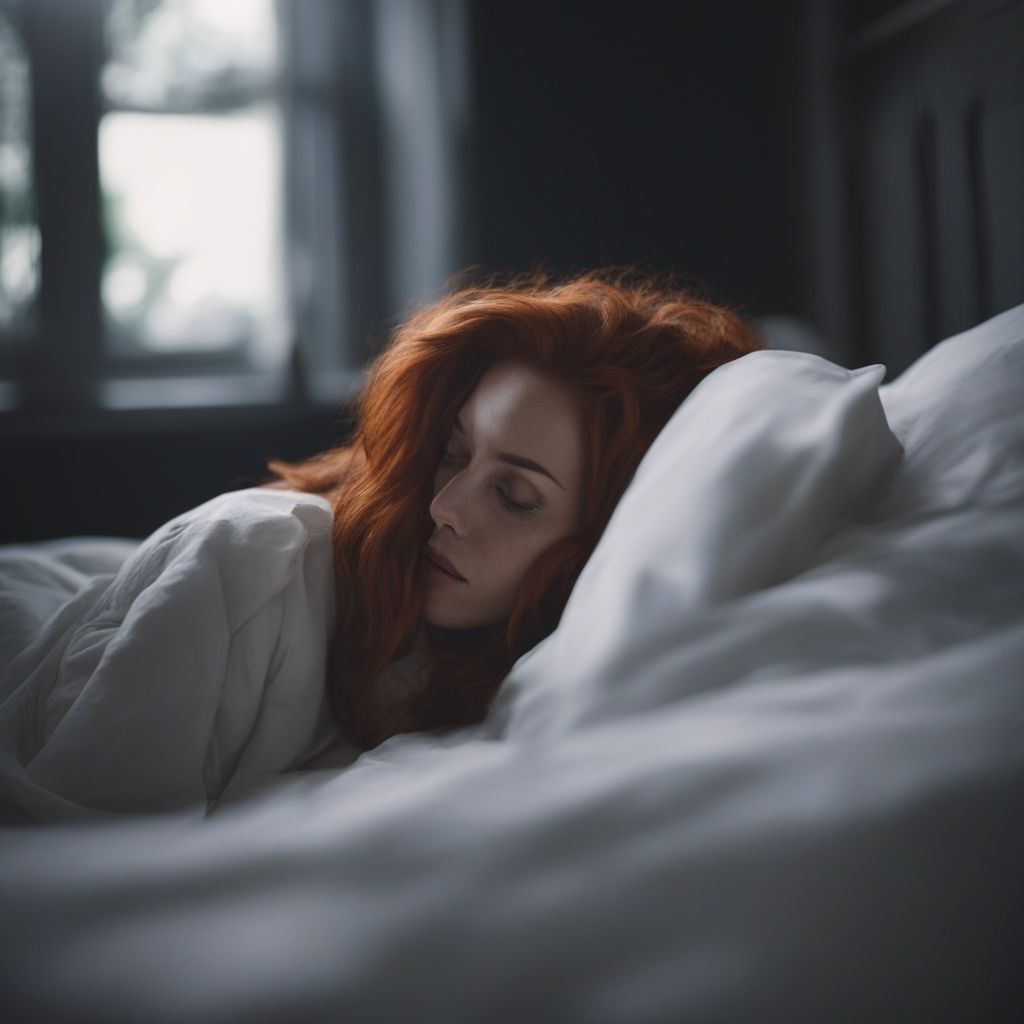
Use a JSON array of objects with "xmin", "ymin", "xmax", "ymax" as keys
[{"xmin": 423, "ymin": 360, "xmax": 584, "ymax": 630}]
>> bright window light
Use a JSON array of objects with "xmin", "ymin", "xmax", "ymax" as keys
[{"xmin": 99, "ymin": 0, "xmax": 286, "ymax": 368}]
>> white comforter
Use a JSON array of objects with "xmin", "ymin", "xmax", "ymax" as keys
[
  {"xmin": 0, "ymin": 489, "xmax": 336, "ymax": 820},
  {"xmin": 0, "ymin": 305, "xmax": 1022, "ymax": 1022}
]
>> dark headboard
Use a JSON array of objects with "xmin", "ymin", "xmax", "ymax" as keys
[{"xmin": 804, "ymin": 0, "xmax": 1024, "ymax": 378}]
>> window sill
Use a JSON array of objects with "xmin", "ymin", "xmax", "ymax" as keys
[{"xmin": 0, "ymin": 369, "xmax": 364, "ymax": 439}]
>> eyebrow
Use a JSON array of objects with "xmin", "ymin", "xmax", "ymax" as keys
[{"xmin": 454, "ymin": 415, "xmax": 565, "ymax": 490}]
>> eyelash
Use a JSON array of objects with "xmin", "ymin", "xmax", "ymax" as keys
[
  {"xmin": 440, "ymin": 449, "xmax": 540, "ymax": 516},
  {"xmin": 498, "ymin": 489, "xmax": 540, "ymax": 516}
]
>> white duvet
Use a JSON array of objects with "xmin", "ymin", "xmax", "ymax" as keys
[
  {"xmin": 0, "ymin": 489, "xmax": 336, "ymax": 819},
  {"xmin": 0, "ymin": 305, "xmax": 1022, "ymax": 1022}
]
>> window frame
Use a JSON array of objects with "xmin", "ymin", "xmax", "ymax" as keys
[
  {"xmin": 0, "ymin": 0, "xmax": 369, "ymax": 419},
  {"xmin": 0, "ymin": 0, "xmax": 467, "ymax": 426},
  {"xmin": 2, "ymin": 0, "xmax": 105, "ymax": 411}
]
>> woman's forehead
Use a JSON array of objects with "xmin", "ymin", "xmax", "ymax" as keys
[
  {"xmin": 458, "ymin": 361, "xmax": 583, "ymax": 480},
  {"xmin": 462, "ymin": 361, "xmax": 575, "ymax": 431}
]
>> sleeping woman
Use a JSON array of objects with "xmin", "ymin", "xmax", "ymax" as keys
[
  {"xmin": 0, "ymin": 270, "xmax": 753, "ymax": 815},
  {"xmin": 265, "ymin": 269, "xmax": 762, "ymax": 750},
  {"xmin": 0, "ymin": 267, "xmax": 762, "ymax": 818}
]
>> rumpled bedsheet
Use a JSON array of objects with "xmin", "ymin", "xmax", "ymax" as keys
[
  {"xmin": 0, "ymin": 489, "xmax": 335, "ymax": 820},
  {"xmin": 0, "ymin": 305, "xmax": 1022, "ymax": 1022}
]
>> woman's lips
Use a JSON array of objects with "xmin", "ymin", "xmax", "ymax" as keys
[{"xmin": 425, "ymin": 545, "xmax": 467, "ymax": 582}]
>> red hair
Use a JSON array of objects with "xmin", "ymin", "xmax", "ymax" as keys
[{"xmin": 268, "ymin": 268, "xmax": 762, "ymax": 746}]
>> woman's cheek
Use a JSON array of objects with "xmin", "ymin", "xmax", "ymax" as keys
[{"xmin": 494, "ymin": 549, "xmax": 536, "ymax": 611}]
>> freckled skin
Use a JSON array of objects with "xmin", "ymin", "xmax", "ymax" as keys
[{"xmin": 423, "ymin": 360, "xmax": 584, "ymax": 629}]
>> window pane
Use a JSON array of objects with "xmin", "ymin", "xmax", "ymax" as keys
[
  {"xmin": 100, "ymin": 106, "xmax": 286, "ymax": 362},
  {"xmin": 0, "ymin": 0, "xmax": 40, "ymax": 336},
  {"xmin": 103, "ymin": 0, "xmax": 279, "ymax": 109},
  {"xmin": 99, "ymin": 0, "xmax": 287, "ymax": 366}
]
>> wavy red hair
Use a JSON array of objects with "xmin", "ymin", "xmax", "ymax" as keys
[{"xmin": 268, "ymin": 268, "xmax": 762, "ymax": 747}]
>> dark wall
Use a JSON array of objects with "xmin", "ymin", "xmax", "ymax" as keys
[
  {"xmin": 834, "ymin": 0, "xmax": 1024, "ymax": 375},
  {"xmin": 3, "ymin": 405, "xmax": 348, "ymax": 543},
  {"xmin": 464, "ymin": 0, "xmax": 804, "ymax": 313}
]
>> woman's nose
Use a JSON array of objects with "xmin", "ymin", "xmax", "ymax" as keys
[{"xmin": 429, "ymin": 474, "xmax": 470, "ymax": 537}]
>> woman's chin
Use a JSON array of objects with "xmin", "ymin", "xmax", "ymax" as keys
[
  {"xmin": 422, "ymin": 601, "xmax": 504, "ymax": 633},
  {"xmin": 423, "ymin": 608, "xmax": 477, "ymax": 631}
]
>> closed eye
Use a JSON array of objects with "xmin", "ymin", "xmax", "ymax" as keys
[
  {"xmin": 440, "ymin": 447, "xmax": 540, "ymax": 516},
  {"xmin": 496, "ymin": 487, "xmax": 540, "ymax": 515}
]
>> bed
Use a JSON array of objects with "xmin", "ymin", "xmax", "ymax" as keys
[
  {"xmin": 4, "ymin": 0, "xmax": 1023, "ymax": 1016},
  {"xmin": 1, "ymin": 298, "xmax": 1022, "ymax": 1021}
]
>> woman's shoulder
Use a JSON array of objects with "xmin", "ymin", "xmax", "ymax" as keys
[{"xmin": 188, "ymin": 487, "xmax": 333, "ymax": 540}]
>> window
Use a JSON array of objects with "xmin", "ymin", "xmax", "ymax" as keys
[
  {"xmin": 101, "ymin": 0, "xmax": 287, "ymax": 366},
  {"xmin": 0, "ymin": 0, "xmax": 349, "ymax": 412},
  {"xmin": 0, "ymin": 0, "xmax": 39, "ymax": 350},
  {"xmin": 0, "ymin": 0, "xmax": 468, "ymax": 416}
]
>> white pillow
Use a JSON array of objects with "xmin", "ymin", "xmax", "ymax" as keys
[
  {"xmin": 877, "ymin": 302, "xmax": 1024, "ymax": 517},
  {"xmin": 492, "ymin": 349, "xmax": 904, "ymax": 739}
]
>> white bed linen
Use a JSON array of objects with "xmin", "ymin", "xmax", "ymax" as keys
[
  {"xmin": 0, "ymin": 304, "xmax": 1022, "ymax": 1022},
  {"xmin": 494, "ymin": 349, "xmax": 904, "ymax": 737},
  {"xmin": 0, "ymin": 489, "xmax": 336, "ymax": 820},
  {"xmin": 0, "ymin": 536, "xmax": 139, "ymax": 669}
]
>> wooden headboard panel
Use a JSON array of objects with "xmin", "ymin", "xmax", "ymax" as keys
[{"xmin": 806, "ymin": 0, "xmax": 1024, "ymax": 377}]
